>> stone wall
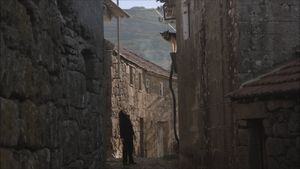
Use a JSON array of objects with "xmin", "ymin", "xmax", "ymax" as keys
[
  {"xmin": 175, "ymin": 0, "xmax": 239, "ymax": 169},
  {"xmin": 237, "ymin": 0, "xmax": 300, "ymax": 81},
  {"xmin": 110, "ymin": 52, "xmax": 177, "ymax": 158},
  {"xmin": 235, "ymin": 99, "xmax": 300, "ymax": 169},
  {"xmin": 0, "ymin": 0, "xmax": 110, "ymax": 169},
  {"xmin": 143, "ymin": 73, "xmax": 176, "ymax": 158}
]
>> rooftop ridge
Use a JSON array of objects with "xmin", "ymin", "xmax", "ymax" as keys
[
  {"xmin": 228, "ymin": 58, "xmax": 300, "ymax": 99},
  {"xmin": 114, "ymin": 47, "xmax": 173, "ymax": 78}
]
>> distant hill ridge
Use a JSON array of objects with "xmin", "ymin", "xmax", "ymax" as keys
[
  {"xmin": 129, "ymin": 7, "xmax": 146, "ymax": 10},
  {"xmin": 104, "ymin": 7, "xmax": 175, "ymax": 69}
]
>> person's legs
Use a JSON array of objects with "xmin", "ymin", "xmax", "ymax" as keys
[
  {"xmin": 122, "ymin": 140, "xmax": 128, "ymax": 165},
  {"xmin": 128, "ymin": 139, "xmax": 135, "ymax": 164}
]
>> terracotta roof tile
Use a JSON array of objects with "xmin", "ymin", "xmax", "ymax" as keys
[
  {"xmin": 228, "ymin": 58, "xmax": 300, "ymax": 99},
  {"xmin": 116, "ymin": 48, "xmax": 171, "ymax": 78}
]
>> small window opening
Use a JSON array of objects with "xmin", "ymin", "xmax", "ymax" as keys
[
  {"xmin": 160, "ymin": 82, "xmax": 164, "ymax": 96},
  {"xmin": 145, "ymin": 79, "xmax": 150, "ymax": 92},
  {"xmin": 138, "ymin": 73, "xmax": 142, "ymax": 90},
  {"xmin": 130, "ymin": 66, "xmax": 134, "ymax": 85}
]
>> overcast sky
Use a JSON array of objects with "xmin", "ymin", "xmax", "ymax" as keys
[{"xmin": 112, "ymin": 0, "xmax": 163, "ymax": 9}]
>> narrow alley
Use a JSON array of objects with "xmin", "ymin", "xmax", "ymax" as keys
[
  {"xmin": 1, "ymin": 0, "xmax": 299, "ymax": 169},
  {"xmin": 106, "ymin": 157, "xmax": 178, "ymax": 169}
]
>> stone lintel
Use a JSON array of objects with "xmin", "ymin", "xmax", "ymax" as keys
[{"xmin": 233, "ymin": 102, "xmax": 267, "ymax": 120}]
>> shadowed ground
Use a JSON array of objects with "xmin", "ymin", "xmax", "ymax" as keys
[{"xmin": 107, "ymin": 157, "xmax": 178, "ymax": 169}]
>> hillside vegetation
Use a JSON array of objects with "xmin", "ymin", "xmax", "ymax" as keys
[{"xmin": 104, "ymin": 7, "xmax": 175, "ymax": 69}]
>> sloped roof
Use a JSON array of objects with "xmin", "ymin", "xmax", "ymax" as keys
[
  {"xmin": 116, "ymin": 48, "xmax": 172, "ymax": 78},
  {"xmin": 104, "ymin": 0, "xmax": 129, "ymax": 21},
  {"xmin": 228, "ymin": 58, "xmax": 300, "ymax": 100}
]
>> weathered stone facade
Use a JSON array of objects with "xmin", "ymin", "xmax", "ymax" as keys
[
  {"xmin": 228, "ymin": 58, "xmax": 300, "ymax": 169},
  {"xmin": 110, "ymin": 48, "xmax": 177, "ymax": 159},
  {"xmin": 163, "ymin": 0, "xmax": 299, "ymax": 168},
  {"xmin": 237, "ymin": 0, "xmax": 300, "ymax": 81},
  {"xmin": 0, "ymin": 0, "xmax": 111, "ymax": 169},
  {"xmin": 233, "ymin": 100, "xmax": 300, "ymax": 169},
  {"xmin": 174, "ymin": 0, "xmax": 239, "ymax": 169}
]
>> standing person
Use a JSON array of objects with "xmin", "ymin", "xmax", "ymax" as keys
[{"xmin": 119, "ymin": 110, "xmax": 136, "ymax": 166}]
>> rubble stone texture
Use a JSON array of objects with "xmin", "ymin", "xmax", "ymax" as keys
[
  {"xmin": 236, "ymin": 99, "xmax": 300, "ymax": 169},
  {"xmin": 109, "ymin": 50, "xmax": 177, "ymax": 159},
  {"xmin": 237, "ymin": 0, "xmax": 300, "ymax": 81},
  {"xmin": 0, "ymin": 0, "xmax": 111, "ymax": 169},
  {"xmin": 175, "ymin": 0, "xmax": 239, "ymax": 169},
  {"xmin": 175, "ymin": 0, "xmax": 299, "ymax": 168}
]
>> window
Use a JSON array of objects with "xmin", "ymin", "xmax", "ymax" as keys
[
  {"xmin": 145, "ymin": 79, "xmax": 150, "ymax": 92},
  {"xmin": 113, "ymin": 63, "xmax": 119, "ymax": 75},
  {"xmin": 129, "ymin": 66, "xmax": 134, "ymax": 85},
  {"xmin": 160, "ymin": 82, "xmax": 164, "ymax": 96},
  {"xmin": 138, "ymin": 73, "xmax": 142, "ymax": 90}
]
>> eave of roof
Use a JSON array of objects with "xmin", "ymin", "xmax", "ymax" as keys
[
  {"xmin": 227, "ymin": 58, "xmax": 300, "ymax": 100},
  {"xmin": 115, "ymin": 48, "xmax": 175, "ymax": 79},
  {"xmin": 104, "ymin": 0, "xmax": 129, "ymax": 21}
]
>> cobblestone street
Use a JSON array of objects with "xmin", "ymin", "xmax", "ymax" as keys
[{"xmin": 106, "ymin": 157, "xmax": 178, "ymax": 169}]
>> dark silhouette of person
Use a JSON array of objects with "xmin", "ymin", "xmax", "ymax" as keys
[{"xmin": 119, "ymin": 110, "xmax": 136, "ymax": 165}]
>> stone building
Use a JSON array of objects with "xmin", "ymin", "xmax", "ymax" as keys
[
  {"xmin": 0, "ymin": 0, "xmax": 111, "ymax": 168},
  {"xmin": 161, "ymin": 0, "xmax": 299, "ymax": 168},
  {"xmin": 110, "ymin": 47, "xmax": 177, "ymax": 159},
  {"xmin": 237, "ymin": 0, "xmax": 300, "ymax": 81},
  {"xmin": 228, "ymin": 58, "xmax": 300, "ymax": 169},
  {"xmin": 162, "ymin": 0, "xmax": 239, "ymax": 169}
]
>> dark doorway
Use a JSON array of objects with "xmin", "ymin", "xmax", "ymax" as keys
[
  {"xmin": 248, "ymin": 119, "xmax": 266, "ymax": 169},
  {"xmin": 140, "ymin": 118, "xmax": 145, "ymax": 157}
]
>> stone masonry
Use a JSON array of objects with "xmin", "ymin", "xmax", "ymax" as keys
[
  {"xmin": 174, "ymin": 0, "xmax": 239, "ymax": 169},
  {"xmin": 237, "ymin": 0, "xmax": 300, "ymax": 81},
  {"xmin": 235, "ymin": 99, "xmax": 300, "ymax": 169},
  {"xmin": 229, "ymin": 59, "xmax": 300, "ymax": 169},
  {"xmin": 109, "ymin": 48, "xmax": 177, "ymax": 159},
  {"xmin": 264, "ymin": 100, "xmax": 300, "ymax": 169},
  {"xmin": 164, "ymin": 0, "xmax": 299, "ymax": 168},
  {"xmin": 0, "ymin": 0, "xmax": 111, "ymax": 169}
]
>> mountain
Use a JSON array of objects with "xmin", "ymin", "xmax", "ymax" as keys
[{"xmin": 104, "ymin": 8, "xmax": 175, "ymax": 70}]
